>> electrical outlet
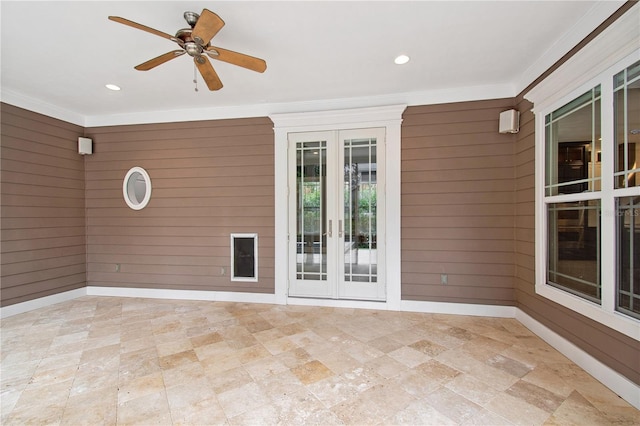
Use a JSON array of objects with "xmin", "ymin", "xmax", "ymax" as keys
[
  {"xmin": 440, "ymin": 274, "xmax": 448, "ymax": 285},
  {"xmin": 221, "ymin": 266, "xmax": 226, "ymax": 276},
  {"xmin": 115, "ymin": 263, "xmax": 121, "ymax": 272}
]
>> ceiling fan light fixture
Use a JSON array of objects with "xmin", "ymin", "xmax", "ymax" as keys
[
  {"xmin": 184, "ymin": 11, "xmax": 200, "ymax": 28},
  {"xmin": 105, "ymin": 84, "xmax": 121, "ymax": 91},
  {"xmin": 394, "ymin": 54, "xmax": 410, "ymax": 65},
  {"xmin": 185, "ymin": 42, "xmax": 203, "ymax": 57}
]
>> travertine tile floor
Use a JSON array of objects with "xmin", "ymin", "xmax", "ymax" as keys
[{"xmin": 1, "ymin": 297, "xmax": 638, "ymax": 425}]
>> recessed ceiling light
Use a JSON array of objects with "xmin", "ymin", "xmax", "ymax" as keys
[
  {"xmin": 394, "ymin": 55, "xmax": 410, "ymax": 65},
  {"xmin": 105, "ymin": 84, "xmax": 121, "ymax": 91}
]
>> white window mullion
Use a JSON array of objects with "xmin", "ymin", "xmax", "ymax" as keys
[
  {"xmin": 600, "ymin": 74, "xmax": 616, "ymax": 314},
  {"xmin": 535, "ymin": 113, "xmax": 548, "ymax": 295}
]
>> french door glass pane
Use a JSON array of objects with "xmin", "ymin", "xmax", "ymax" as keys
[
  {"xmin": 547, "ymin": 200, "xmax": 601, "ymax": 303},
  {"xmin": 343, "ymin": 138, "xmax": 377, "ymax": 283},
  {"xmin": 545, "ymin": 86, "xmax": 601, "ymax": 196},
  {"xmin": 296, "ymin": 141, "xmax": 327, "ymax": 281},
  {"xmin": 616, "ymin": 196, "xmax": 640, "ymax": 319},
  {"xmin": 614, "ymin": 60, "xmax": 640, "ymax": 189}
]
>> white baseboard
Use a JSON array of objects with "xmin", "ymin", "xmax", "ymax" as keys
[
  {"xmin": 401, "ymin": 299, "xmax": 517, "ymax": 318},
  {"xmin": 1, "ymin": 287, "xmax": 637, "ymax": 409},
  {"xmin": 516, "ymin": 309, "xmax": 640, "ymax": 410},
  {"xmin": 0, "ymin": 287, "xmax": 87, "ymax": 319},
  {"xmin": 85, "ymin": 286, "xmax": 278, "ymax": 305}
]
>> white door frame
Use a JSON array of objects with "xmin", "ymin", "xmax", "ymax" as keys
[
  {"xmin": 287, "ymin": 128, "xmax": 387, "ymax": 301},
  {"xmin": 271, "ymin": 105, "xmax": 406, "ymax": 309}
]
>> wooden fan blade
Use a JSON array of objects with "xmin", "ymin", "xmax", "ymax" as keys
[
  {"xmin": 108, "ymin": 16, "xmax": 175, "ymax": 41},
  {"xmin": 192, "ymin": 9, "xmax": 225, "ymax": 45},
  {"xmin": 206, "ymin": 46, "xmax": 267, "ymax": 73},
  {"xmin": 135, "ymin": 50, "xmax": 185, "ymax": 71},
  {"xmin": 194, "ymin": 57, "xmax": 223, "ymax": 91}
]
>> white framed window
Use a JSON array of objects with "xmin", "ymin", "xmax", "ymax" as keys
[
  {"xmin": 123, "ymin": 166, "xmax": 152, "ymax": 210},
  {"xmin": 527, "ymin": 15, "xmax": 640, "ymax": 340},
  {"xmin": 544, "ymin": 85, "xmax": 602, "ymax": 305},
  {"xmin": 614, "ymin": 59, "xmax": 640, "ymax": 320}
]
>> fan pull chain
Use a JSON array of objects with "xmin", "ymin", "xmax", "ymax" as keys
[{"xmin": 193, "ymin": 63, "xmax": 199, "ymax": 92}]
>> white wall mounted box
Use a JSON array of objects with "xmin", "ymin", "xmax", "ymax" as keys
[
  {"xmin": 78, "ymin": 137, "xmax": 92, "ymax": 155},
  {"xmin": 499, "ymin": 109, "xmax": 520, "ymax": 133}
]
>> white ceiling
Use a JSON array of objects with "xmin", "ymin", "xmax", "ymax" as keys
[{"xmin": 0, "ymin": 1, "xmax": 625, "ymax": 126}]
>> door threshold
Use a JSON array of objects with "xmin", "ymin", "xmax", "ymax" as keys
[{"xmin": 286, "ymin": 296, "xmax": 388, "ymax": 310}]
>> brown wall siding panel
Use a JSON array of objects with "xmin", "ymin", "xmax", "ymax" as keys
[
  {"xmin": 2, "ymin": 228, "xmax": 85, "ymax": 247},
  {"xmin": 2, "ymin": 254, "xmax": 86, "ymax": 276},
  {"xmin": 513, "ymin": 97, "xmax": 640, "ymax": 385},
  {"xmin": 2, "ymin": 182, "xmax": 84, "ymax": 199},
  {"xmin": 85, "ymin": 155, "xmax": 272, "ymax": 171},
  {"xmin": 401, "ymin": 227, "xmax": 514, "ymax": 241},
  {"xmin": 2, "ymin": 147, "xmax": 83, "ymax": 171},
  {"xmin": 401, "ymin": 100, "xmax": 516, "ymax": 305},
  {"xmin": 0, "ymin": 103, "xmax": 86, "ymax": 307},
  {"xmin": 402, "ymin": 168, "xmax": 514, "ymax": 183},
  {"xmin": 403, "ymin": 284, "xmax": 515, "ymax": 305},
  {"xmin": 403, "ymin": 216, "xmax": 511, "ymax": 229},
  {"xmin": 2, "ymin": 264, "xmax": 86, "ymax": 288},
  {"xmin": 87, "ymin": 165, "xmax": 274, "ymax": 181},
  {"xmin": 0, "ymin": 276, "xmax": 86, "ymax": 301},
  {"xmin": 84, "ymin": 117, "xmax": 275, "ymax": 294}
]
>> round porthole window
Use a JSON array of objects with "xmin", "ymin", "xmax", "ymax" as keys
[{"xmin": 123, "ymin": 167, "xmax": 152, "ymax": 210}]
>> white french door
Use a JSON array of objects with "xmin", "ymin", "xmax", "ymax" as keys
[{"xmin": 287, "ymin": 128, "xmax": 386, "ymax": 300}]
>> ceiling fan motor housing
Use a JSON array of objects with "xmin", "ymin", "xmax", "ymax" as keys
[{"xmin": 175, "ymin": 28, "xmax": 203, "ymax": 57}]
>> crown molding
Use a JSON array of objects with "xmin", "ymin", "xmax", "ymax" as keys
[
  {"xmin": 525, "ymin": 4, "xmax": 640, "ymax": 110},
  {"xmin": 0, "ymin": 89, "xmax": 85, "ymax": 126},
  {"xmin": 516, "ymin": 1, "xmax": 627, "ymax": 95},
  {"xmin": 3, "ymin": 81, "xmax": 512, "ymax": 128}
]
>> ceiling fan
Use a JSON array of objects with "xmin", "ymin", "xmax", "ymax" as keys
[{"xmin": 108, "ymin": 9, "xmax": 266, "ymax": 91}]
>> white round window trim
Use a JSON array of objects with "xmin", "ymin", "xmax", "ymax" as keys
[{"xmin": 123, "ymin": 167, "xmax": 152, "ymax": 210}]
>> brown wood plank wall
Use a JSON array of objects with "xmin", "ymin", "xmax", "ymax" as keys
[
  {"xmin": 84, "ymin": 117, "xmax": 275, "ymax": 294},
  {"xmin": 513, "ymin": 97, "xmax": 640, "ymax": 385},
  {"xmin": 401, "ymin": 100, "xmax": 516, "ymax": 305},
  {"xmin": 1, "ymin": 103, "xmax": 86, "ymax": 307}
]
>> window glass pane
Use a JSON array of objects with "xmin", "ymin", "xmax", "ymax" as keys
[
  {"xmin": 550, "ymin": 90, "xmax": 593, "ymax": 121},
  {"xmin": 617, "ymin": 196, "xmax": 640, "ymax": 319},
  {"xmin": 629, "ymin": 60, "xmax": 640, "ymax": 82},
  {"xmin": 545, "ymin": 86, "xmax": 601, "ymax": 196},
  {"xmin": 614, "ymin": 60, "xmax": 640, "ymax": 189},
  {"xmin": 547, "ymin": 200, "xmax": 601, "ymax": 303},
  {"xmin": 343, "ymin": 138, "xmax": 378, "ymax": 284},
  {"xmin": 296, "ymin": 141, "xmax": 327, "ymax": 281}
]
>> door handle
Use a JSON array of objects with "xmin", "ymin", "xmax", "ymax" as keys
[
  {"xmin": 338, "ymin": 220, "xmax": 343, "ymax": 238},
  {"xmin": 328, "ymin": 219, "xmax": 332, "ymax": 238}
]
